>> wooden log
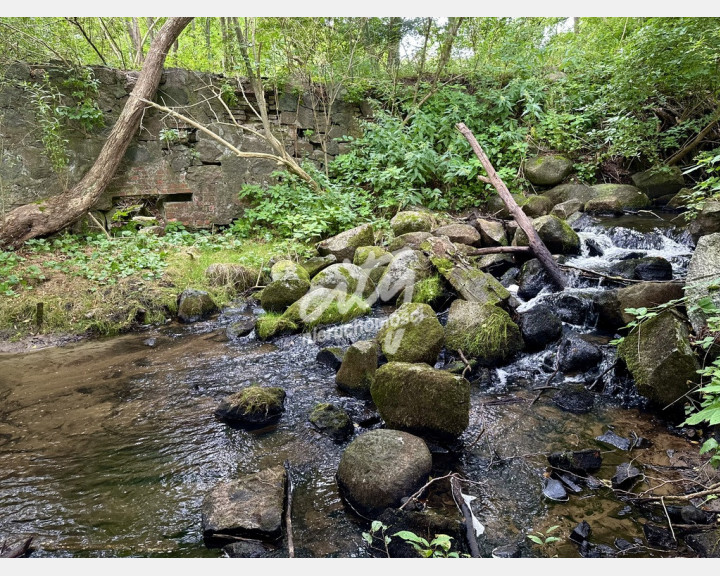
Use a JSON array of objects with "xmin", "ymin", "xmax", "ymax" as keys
[
  {"xmin": 456, "ymin": 123, "xmax": 567, "ymax": 289},
  {"xmin": 463, "ymin": 246, "xmax": 532, "ymax": 256}
]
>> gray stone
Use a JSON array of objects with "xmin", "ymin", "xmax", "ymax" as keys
[
  {"xmin": 177, "ymin": 289, "xmax": 218, "ymax": 323},
  {"xmin": 432, "ymin": 223, "xmax": 481, "ymax": 246},
  {"xmin": 473, "ymin": 218, "xmax": 508, "ymax": 246},
  {"xmin": 310, "ymin": 263, "xmax": 376, "ymax": 300},
  {"xmin": 685, "ymin": 232, "xmax": 720, "ymax": 334},
  {"xmin": 585, "ymin": 184, "xmax": 650, "ymax": 214},
  {"xmin": 376, "ymin": 303, "xmax": 444, "ymax": 365},
  {"xmin": 551, "ymin": 198, "xmax": 584, "ymax": 219},
  {"xmin": 523, "ymin": 154, "xmax": 574, "ymax": 186},
  {"xmin": 387, "ymin": 232, "xmax": 433, "ymax": 252},
  {"xmin": 316, "ymin": 224, "xmax": 374, "ymax": 262},
  {"xmin": 300, "ymin": 254, "xmax": 337, "ymax": 278},
  {"xmin": 371, "ymin": 362, "xmax": 470, "ymax": 438},
  {"xmin": 522, "ymin": 195, "xmax": 555, "ymax": 218},
  {"xmin": 438, "ymin": 264, "xmax": 510, "ymax": 306},
  {"xmin": 377, "ymin": 249, "xmax": 432, "ymax": 304},
  {"xmin": 685, "ymin": 529, "xmax": 720, "ymax": 557},
  {"xmin": 336, "ymin": 340, "xmax": 378, "ymax": 396},
  {"xmin": 543, "ymin": 183, "xmax": 597, "ymax": 206},
  {"xmin": 336, "ymin": 429, "xmax": 432, "ymax": 516},
  {"xmin": 512, "ymin": 214, "xmax": 581, "ymax": 255},
  {"xmin": 631, "ymin": 166, "xmax": 684, "ymax": 200},
  {"xmin": 390, "ymin": 211, "xmax": 435, "ymax": 236},
  {"xmin": 226, "ymin": 317, "xmax": 257, "ymax": 339},
  {"xmin": 689, "ymin": 201, "xmax": 720, "ymax": 242},
  {"xmin": 202, "ymin": 466, "xmax": 287, "ymax": 546}
]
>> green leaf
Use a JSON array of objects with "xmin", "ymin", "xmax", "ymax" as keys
[
  {"xmin": 393, "ymin": 531, "xmax": 429, "ymax": 547},
  {"xmin": 527, "ymin": 535, "xmax": 543, "ymax": 545},
  {"xmin": 362, "ymin": 532, "xmax": 373, "ymax": 545}
]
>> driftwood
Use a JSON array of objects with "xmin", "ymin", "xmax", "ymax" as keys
[
  {"xmin": 463, "ymin": 246, "xmax": 532, "ymax": 256},
  {"xmin": 449, "ymin": 476, "xmax": 482, "ymax": 558},
  {"xmin": 284, "ymin": 460, "xmax": 295, "ymax": 558},
  {"xmin": 0, "ymin": 536, "xmax": 33, "ymax": 558},
  {"xmin": 456, "ymin": 123, "xmax": 567, "ymax": 289}
]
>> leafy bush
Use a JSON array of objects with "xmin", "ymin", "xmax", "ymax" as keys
[{"xmin": 681, "ymin": 148, "xmax": 720, "ymax": 220}]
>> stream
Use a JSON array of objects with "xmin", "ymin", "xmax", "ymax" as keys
[{"xmin": 0, "ymin": 213, "xmax": 709, "ymax": 558}]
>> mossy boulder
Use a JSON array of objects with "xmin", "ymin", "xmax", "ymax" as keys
[
  {"xmin": 512, "ymin": 214, "xmax": 581, "ymax": 255},
  {"xmin": 411, "ymin": 275, "xmax": 445, "ymax": 306},
  {"xmin": 260, "ymin": 260, "xmax": 311, "ymax": 312},
  {"xmin": 283, "ymin": 287, "xmax": 371, "ymax": 329},
  {"xmin": 484, "ymin": 194, "xmax": 527, "ymax": 219},
  {"xmin": 255, "ymin": 313, "xmax": 299, "ymax": 340},
  {"xmin": 390, "ymin": 210, "xmax": 435, "ymax": 236},
  {"xmin": 300, "ymin": 254, "xmax": 337, "ymax": 278},
  {"xmin": 201, "ymin": 466, "xmax": 287, "ymax": 546},
  {"xmin": 522, "ymin": 195, "xmax": 555, "ymax": 218},
  {"xmin": 205, "ymin": 263, "xmax": 258, "ymax": 291},
  {"xmin": 445, "ymin": 301, "xmax": 523, "ymax": 366},
  {"xmin": 309, "ymin": 403, "xmax": 354, "ymax": 442},
  {"xmin": 177, "ymin": 289, "xmax": 218, "ymax": 323},
  {"xmin": 688, "ymin": 201, "xmax": 720, "ymax": 242},
  {"xmin": 472, "ymin": 218, "xmax": 508, "ymax": 246},
  {"xmin": 593, "ymin": 282, "xmax": 684, "ymax": 330},
  {"xmin": 336, "ymin": 340, "xmax": 378, "ymax": 397},
  {"xmin": 370, "ymin": 362, "xmax": 471, "ymax": 439},
  {"xmin": 551, "ymin": 199, "xmax": 584, "ymax": 220},
  {"xmin": 316, "ymin": 223, "xmax": 374, "ymax": 262},
  {"xmin": 631, "ymin": 166, "xmax": 684, "ymax": 200},
  {"xmin": 214, "ymin": 385, "xmax": 286, "ymax": 427},
  {"xmin": 542, "ymin": 183, "xmax": 596, "ymax": 206},
  {"xmin": 432, "ymin": 223, "xmax": 481, "ymax": 246},
  {"xmin": 310, "ymin": 263, "xmax": 376, "ymax": 300},
  {"xmin": 617, "ymin": 310, "xmax": 699, "ymax": 409},
  {"xmin": 438, "ymin": 264, "xmax": 510, "ymax": 306},
  {"xmin": 270, "ymin": 259, "xmax": 310, "ymax": 283},
  {"xmin": 685, "ymin": 232, "xmax": 720, "ymax": 334},
  {"xmin": 377, "ymin": 303, "xmax": 444, "ymax": 365},
  {"xmin": 585, "ymin": 184, "xmax": 650, "ymax": 214},
  {"xmin": 377, "ymin": 249, "xmax": 432, "ymax": 304},
  {"xmin": 336, "ymin": 429, "xmax": 432, "ymax": 516},
  {"xmin": 523, "ymin": 154, "xmax": 573, "ymax": 186},
  {"xmin": 387, "ymin": 232, "xmax": 433, "ymax": 252},
  {"xmin": 353, "ymin": 245, "xmax": 393, "ymax": 285}
]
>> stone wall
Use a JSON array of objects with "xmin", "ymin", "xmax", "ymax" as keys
[{"xmin": 0, "ymin": 62, "xmax": 370, "ymax": 227}]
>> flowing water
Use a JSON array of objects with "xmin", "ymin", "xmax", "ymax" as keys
[{"xmin": 0, "ymin": 213, "xmax": 712, "ymax": 558}]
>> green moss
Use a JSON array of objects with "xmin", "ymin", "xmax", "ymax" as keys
[
  {"xmin": 353, "ymin": 246, "xmax": 391, "ymax": 267},
  {"xmin": 411, "ymin": 275, "xmax": 444, "ymax": 305},
  {"xmin": 271, "ymin": 259, "xmax": 310, "ymax": 282},
  {"xmin": 236, "ymin": 385, "xmax": 286, "ymax": 415},
  {"xmin": 256, "ymin": 312, "xmax": 299, "ymax": 340},
  {"xmin": 283, "ymin": 288, "xmax": 371, "ymax": 329},
  {"xmin": 377, "ymin": 302, "xmax": 444, "ymax": 364},
  {"xmin": 429, "ymin": 256, "xmax": 454, "ymax": 276},
  {"xmin": 390, "ymin": 211, "xmax": 434, "ymax": 235}
]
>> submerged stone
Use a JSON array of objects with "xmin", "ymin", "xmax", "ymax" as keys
[
  {"xmin": 309, "ymin": 403, "xmax": 354, "ymax": 442},
  {"xmin": 553, "ymin": 388, "xmax": 594, "ymax": 414},
  {"xmin": 542, "ymin": 477, "xmax": 568, "ymax": 501},
  {"xmin": 595, "ymin": 430, "xmax": 632, "ymax": 451},
  {"xmin": 548, "ymin": 450, "xmax": 602, "ymax": 475},
  {"xmin": 611, "ymin": 463, "xmax": 643, "ymax": 489}
]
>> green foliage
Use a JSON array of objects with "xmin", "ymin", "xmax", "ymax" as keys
[
  {"xmin": 361, "ymin": 521, "xmax": 464, "ymax": 558},
  {"xmin": 527, "ymin": 525, "xmax": 561, "ymax": 550},
  {"xmin": 22, "ymin": 81, "xmax": 69, "ymax": 174},
  {"xmin": 682, "ymin": 148, "xmax": 720, "ymax": 220},
  {"xmin": 54, "ymin": 67, "xmax": 104, "ymax": 132}
]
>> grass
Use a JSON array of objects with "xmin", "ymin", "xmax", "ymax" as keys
[{"xmin": 0, "ymin": 228, "xmax": 310, "ymax": 341}]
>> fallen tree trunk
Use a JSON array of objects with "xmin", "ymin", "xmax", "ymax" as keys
[
  {"xmin": 0, "ymin": 17, "xmax": 193, "ymax": 250},
  {"xmin": 456, "ymin": 123, "xmax": 567, "ymax": 289},
  {"xmin": 464, "ymin": 246, "xmax": 532, "ymax": 256}
]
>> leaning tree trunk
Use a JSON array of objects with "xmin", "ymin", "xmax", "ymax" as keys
[{"xmin": 0, "ymin": 17, "xmax": 193, "ymax": 250}]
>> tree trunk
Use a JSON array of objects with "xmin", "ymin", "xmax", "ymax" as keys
[
  {"xmin": 456, "ymin": 122, "xmax": 567, "ymax": 289},
  {"xmin": 0, "ymin": 17, "xmax": 193, "ymax": 249}
]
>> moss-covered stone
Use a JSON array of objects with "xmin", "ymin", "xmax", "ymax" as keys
[
  {"xmin": 411, "ymin": 275, "xmax": 445, "ymax": 306},
  {"xmin": 255, "ymin": 313, "xmax": 299, "ymax": 340},
  {"xmin": 387, "ymin": 232, "xmax": 433, "ymax": 252},
  {"xmin": 309, "ymin": 403, "xmax": 354, "ymax": 441},
  {"xmin": 542, "ymin": 183, "xmax": 595, "ymax": 206},
  {"xmin": 631, "ymin": 166, "xmax": 684, "ymax": 200},
  {"xmin": 585, "ymin": 184, "xmax": 650, "ymax": 214},
  {"xmin": 214, "ymin": 385, "xmax": 286, "ymax": 427},
  {"xmin": 440, "ymin": 265, "xmax": 510, "ymax": 306},
  {"xmin": 283, "ymin": 287, "xmax": 371, "ymax": 329},
  {"xmin": 484, "ymin": 194, "xmax": 527, "ymax": 219},
  {"xmin": 377, "ymin": 303, "xmax": 444, "ymax": 365},
  {"xmin": 177, "ymin": 289, "xmax": 218, "ymax": 323},
  {"xmin": 271, "ymin": 259, "xmax": 310, "ymax": 283},
  {"xmin": 512, "ymin": 214, "xmax": 581, "ymax": 255},
  {"xmin": 310, "ymin": 263, "xmax": 376, "ymax": 300},
  {"xmin": 521, "ymin": 195, "xmax": 554, "ymax": 218},
  {"xmin": 550, "ymin": 199, "xmax": 584, "ymax": 220},
  {"xmin": 259, "ymin": 278, "xmax": 310, "ymax": 312},
  {"xmin": 336, "ymin": 340, "xmax": 378, "ymax": 396},
  {"xmin": 370, "ymin": 362, "xmax": 471, "ymax": 439},
  {"xmin": 523, "ymin": 154, "xmax": 573, "ymax": 186},
  {"xmin": 377, "ymin": 249, "xmax": 432, "ymax": 304},
  {"xmin": 316, "ymin": 223, "xmax": 375, "ymax": 262},
  {"xmin": 617, "ymin": 310, "xmax": 699, "ymax": 409},
  {"xmin": 353, "ymin": 245, "xmax": 393, "ymax": 267},
  {"xmin": 390, "ymin": 210, "xmax": 435, "ymax": 236},
  {"xmin": 300, "ymin": 254, "xmax": 337, "ymax": 278},
  {"xmin": 445, "ymin": 301, "xmax": 523, "ymax": 366}
]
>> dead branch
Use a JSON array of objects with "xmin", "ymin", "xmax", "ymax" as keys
[
  {"xmin": 284, "ymin": 460, "xmax": 295, "ymax": 558},
  {"xmin": 450, "ymin": 476, "xmax": 482, "ymax": 558}
]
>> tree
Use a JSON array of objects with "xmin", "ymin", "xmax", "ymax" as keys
[{"xmin": 0, "ymin": 17, "xmax": 193, "ymax": 249}]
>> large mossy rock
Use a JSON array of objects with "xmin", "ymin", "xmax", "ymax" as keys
[
  {"xmin": 512, "ymin": 214, "xmax": 580, "ymax": 255},
  {"xmin": 584, "ymin": 184, "xmax": 650, "ymax": 214},
  {"xmin": 377, "ymin": 249, "xmax": 432, "ymax": 304},
  {"xmin": 354, "ymin": 245, "xmax": 393, "ymax": 284},
  {"xmin": 390, "ymin": 210, "xmax": 435, "ymax": 236},
  {"xmin": 310, "ymin": 263, "xmax": 376, "ymax": 300},
  {"xmin": 371, "ymin": 362, "xmax": 471, "ymax": 438},
  {"xmin": 336, "ymin": 340, "xmax": 378, "ymax": 396},
  {"xmin": 631, "ymin": 166, "xmax": 684, "ymax": 200},
  {"xmin": 432, "ymin": 259, "xmax": 510, "ymax": 306},
  {"xmin": 387, "ymin": 232, "xmax": 433, "ymax": 252},
  {"xmin": 336, "ymin": 429, "xmax": 432, "ymax": 516},
  {"xmin": 594, "ymin": 282, "xmax": 685, "ymax": 330},
  {"xmin": 484, "ymin": 193, "xmax": 526, "ymax": 219},
  {"xmin": 260, "ymin": 260, "xmax": 311, "ymax": 312},
  {"xmin": 300, "ymin": 254, "xmax": 337, "ymax": 278},
  {"xmin": 204, "ymin": 263, "xmax": 258, "ymax": 291},
  {"xmin": 523, "ymin": 154, "xmax": 573, "ymax": 186},
  {"xmin": 522, "ymin": 195, "xmax": 555, "ymax": 218},
  {"xmin": 283, "ymin": 287, "xmax": 371, "ymax": 329},
  {"xmin": 542, "ymin": 183, "xmax": 596, "ymax": 207},
  {"xmin": 688, "ymin": 201, "xmax": 720, "ymax": 242},
  {"xmin": 377, "ymin": 303, "xmax": 444, "ymax": 365},
  {"xmin": 202, "ymin": 466, "xmax": 287, "ymax": 546},
  {"xmin": 177, "ymin": 289, "xmax": 218, "ymax": 323},
  {"xmin": 316, "ymin": 223, "xmax": 374, "ymax": 262},
  {"xmin": 444, "ymin": 300, "xmax": 523, "ymax": 366},
  {"xmin": 472, "ymin": 218, "xmax": 508, "ymax": 246},
  {"xmin": 685, "ymin": 232, "xmax": 720, "ymax": 334},
  {"xmin": 215, "ymin": 385, "xmax": 286, "ymax": 427},
  {"xmin": 617, "ymin": 310, "xmax": 699, "ymax": 409},
  {"xmin": 432, "ymin": 223, "xmax": 481, "ymax": 246}
]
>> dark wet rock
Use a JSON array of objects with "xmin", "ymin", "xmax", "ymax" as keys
[
  {"xmin": 376, "ymin": 303, "xmax": 444, "ymax": 365},
  {"xmin": 500, "ymin": 266, "xmax": 520, "ymax": 288},
  {"xmin": 316, "ymin": 347, "xmax": 345, "ymax": 372},
  {"xmin": 584, "ymin": 475, "xmax": 605, "ymax": 490},
  {"xmin": 205, "ymin": 263, "xmax": 258, "ymax": 291},
  {"xmin": 437, "ymin": 265, "xmax": 510, "ymax": 306},
  {"xmin": 688, "ymin": 201, "xmax": 720, "ymax": 242},
  {"xmin": 631, "ymin": 166, "xmax": 684, "ymax": 200},
  {"xmin": 570, "ymin": 521, "xmax": 591, "ymax": 544},
  {"xmin": 226, "ymin": 316, "xmax": 257, "ymax": 339},
  {"xmin": 551, "ymin": 198, "xmax": 584, "ymax": 220},
  {"xmin": 316, "ymin": 223, "xmax": 375, "ymax": 263},
  {"xmin": 543, "ymin": 183, "xmax": 596, "ymax": 206},
  {"xmin": 681, "ymin": 505, "xmax": 713, "ymax": 525},
  {"xmin": 260, "ymin": 260, "xmax": 311, "ymax": 312},
  {"xmin": 492, "ymin": 543, "xmax": 521, "ymax": 558},
  {"xmin": 371, "ymin": 362, "xmax": 470, "ymax": 439},
  {"xmin": 215, "ymin": 386, "xmax": 286, "ymax": 428},
  {"xmin": 608, "ymin": 256, "xmax": 673, "ymax": 281},
  {"xmin": 585, "ymin": 237, "xmax": 605, "ymax": 257},
  {"xmin": 309, "ymin": 403, "xmax": 354, "ymax": 442},
  {"xmin": 390, "ymin": 211, "xmax": 435, "ymax": 236},
  {"xmin": 177, "ymin": 289, "xmax": 218, "ymax": 323},
  {"xmin": 484, "ymin": 193, "xmax": 527, "ymax": 219},
  {"xmin": 336, "ymin": 429, "xmax": 432, "ymax": 516},
  {"xmin": 517, "ymin": 258, "xmax": 554, "ymax": 300},
  {"xmin": 339, "ymin": 398, "xmax": 381, "ymax": 428},
  {"xmin": 522, "ymin": 195, "xmax": 555, "ymax": 218},
  {"xmin": 301, "ymin": 254, "xmax": 337, "ymax": 278},
  {"xmin": 473, "ymin": 218, "xmax": 508, "ymax": 246},
  {"xmin": 377, "ymin": 507, "xmax": 465, "ymax": 558},
  {"xmin": 377, "ymin": 249, "xmax": 432, "ymax": 304},
  {"xmin": 558, "ymin": 335, "xmax": 603, "ymax": 372},
  {"xmin": 523, "ymin": 154, "xmax": 573, "ymax": 186},
  {"xmin": 223, "ymin": 540, "xmax": 269, "ymax": 558},
  {"xmin": 686, "ymin": 232, "xmax": 720, "ymax": 334},
  {"xmin": 611, "ymin": 463, "xmax": 643, "ymax": 489},
  {"xmin": 547, "ymin": 292, "xmax": 594, "ymax": 325},
  {"xmin": 432, "ymin": 223, "xmax": 481, "ymax": 246},
  {"xmin": 585, "ymin": 184, "xmax": 650, "ymax": 214},
  {"xmin": 595, "ymin": 430, "xmax": 632, "ymax": 451},
  {"xmin": 445, "ymin": 301, "xmax": 523, "ymax": 366},
  {"xmin": 387, "ymin": 232, "xmax": 432, "ymax": 252},
  {"xmin": 614, "ymin": 538, "xmax": 635, "ymax": 552},
  {"xmin": 513, "ymin": 215, "xmax": 581, "ymax": 255},
  {"xmin": 617, "ymin": 310, "xmax": 699, "ymax": 409},
  {"xmin": 542, "ymin": 477, "xmax": 568, "ymax": 501},
  {"xmin": 553, "ymin": 388, "xmax": 594, "ymax": 414},
  {"xmin": 580, "ymin": 542, "xmax": 617, "ymax": 558},
  {"xmin": 643, "ymin": 523, "xmax": 676, "ymax": 550},
  {"xmin": 518, "ymin": 305, "xmax": 563, "ymax": 350},
  {"xmin": 336, "ymin": 340, "xmax": 378, "ymax": 397},
  {"xmin": 548, "ymin": 450, "xmax": 602, "ymax": 475},
  {"xmin": 557, "ymin": 473, "xmax": 583, "ymax": 493},
  {"xmin": 685, "ymin": 529, "xmax": 720, "ymax": 557},
  {"xmin": 202, "ymin": 466, "xmax": 287, "ymax": 546},
  {"xmin": 310, "ymin": 263, "xmax": 376, "ymax": 300}
]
